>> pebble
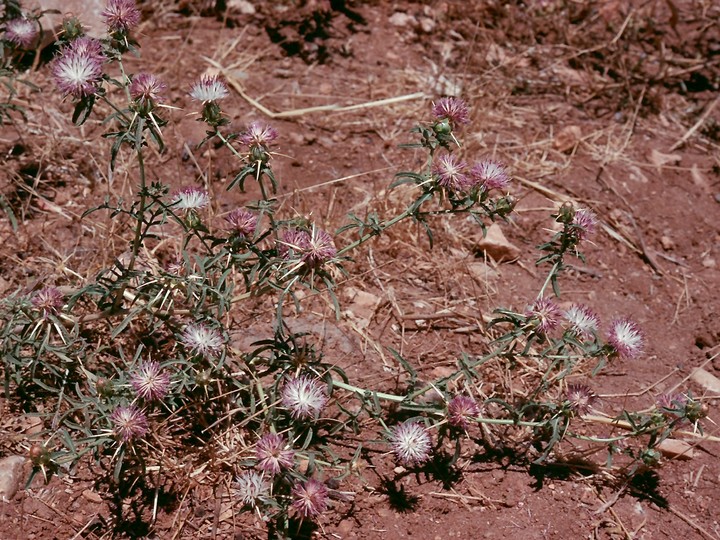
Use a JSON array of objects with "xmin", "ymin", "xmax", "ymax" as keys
[
  {"xmin": 660, "ymin": 235, "xmax": 674, "ymax": 251},
  {"xmin": 82, "ymin": 489, "xmax": 103, "ymax": 504},
  {"xmin": 0, "ymin": 455, "xmax": 26, "ymax": 502},
  {"xmin": 473, "ymin": 224, "xmax": 521, "ymax": 262}
]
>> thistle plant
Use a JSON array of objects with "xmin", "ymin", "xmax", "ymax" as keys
[{"xmin": 0, "ymin": 3, "xmax": 711, "ymax": 536}]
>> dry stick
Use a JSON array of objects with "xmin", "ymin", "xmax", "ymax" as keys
[
  {"xmin": 669, "ymin": 94, "xmax": 720, "ymax": 151},
  {"xmin": 667, "ymin": 506, "xmax": 720, "ymax": 540},
  {"xmin": 582, "ymin": 413, "xmax": 720, "ymax": 443},
  {"xmin": 204, "ymin": 57, "xmax": 427, "ymax": 118}
]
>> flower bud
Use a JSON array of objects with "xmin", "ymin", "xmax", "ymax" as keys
[
  {"xmin": 432, "ymin": 118, "xmax": 452, "ymax": 135},
  {"xmin": 195, "ymin": 369, "xmax": 212, "ymax": 386},
  {"xmin": 29, "ymin": 444, "xmax": 51, "ymax": 467},
  {"xmin": 495, "ymin": 195, "xmax": 517, "ymax": 217},
  {"xmin": 640, "ymin": 448, "xmax": 661, "ymax": 467}
]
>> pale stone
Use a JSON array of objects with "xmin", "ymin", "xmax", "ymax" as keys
[
  {"xmin": 553, "ymin": 125, "xmax": 582, "ymax": 153},
  {"xmin": 227, "ymin": 0, "xmax": 256, "ymax": 15},
  {"xmin": 656, "ymin": 439, "xmax": 695, "ymax": 460},
  {"xmin": 473, "ymin": 224, "xmax": 520, "ymax": 262},
  {"xmin": 691, "ymin": 367, "xmax": 720, "ymax": 393},
  {"xmin": 0, "ymin": 455, "xmax": 26, "ymax": 502},
  {"xmin": 81, "ymin": 489, "xmax": 103, "ymax": 504},
  {"xmin": 389, "ymin": 12, "xmax": 417, "ymax": 27}
]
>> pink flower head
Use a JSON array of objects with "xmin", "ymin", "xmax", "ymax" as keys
[
  {"xmin": 291, "ymin": 478, "xmax": 329, "ymax": 519},
  {"xmin": 565, "ymin": 383, "xmax": 598, "ymax": 416},
  {"xmin": 255, "ymin": 432, "xmax": 295, "ymax": 475},
  {"xmin": 4, "ymin": 17, "xmax": 38, "ymax": 48},
  {"xmin": 278, "ymin": 227, "xmax": 337, "ymax": 267},
  {"xmin": 234, "ymin": 471, "xmax": 269, "ymax": 507},
  {"xmin": 130, "ymin": 361, "xmax": 170, "ymax": 401},
  {"xmin": 239, "ymin": 121, "xmax": 278, "ymax": 149},
  {"xmin": 447, "ymin": 395, "xmax": 481, "ymax": 430},
  {"xmin": 571, "ymin": 208, "xmax": 597, "ymax": 242},
  {"xmin": 607, "ymin": 317, "xmax": 644, "ymax": 359},
  {"xmin": 111, "ymin": 405, "xmax": 148, "ymax": 442},
  {"xmin": 563, "ymin": 304, "xmax": 600, "ymax": 339},
  {"xmin": 432, "ymin": 153, "xmax": 469, "ymax": 192},
  {"xmin": 526, "ymin": 297, "xmax": 561, "ymax": 334},
  {"xmin": 172, "ymin": 186, "xmax": 209, "ymax": 211},
  {"xmin": 129, "ymin": 72, "xmax": 166, "ymax": 107},
  {"xmin": 32, "ymin": 287, "xmax": 64, "ymax": 318},
  {"xmin": 470, "ymin": 159, "xmax": 511, "ymax": 192},
  {"xmin": 180, "ymin": 323, "xmax": 224, "ymax": 358},
  {"xmin": 656, "ymin": 392, "xmax": 688, "ymax": 414},
  {"xmin": 102, "ymin": 0, "xmax": 141, "ymax": 33},
  {"xmin": 281, "ymin": 375, "xmax": 328, "ymax": 421},
  {"xmin": 431, "ymin": 97, "xmax": 470, "ymax": 126},
  {"xmin": 189, "ymin": 75, "xmax": 229, "ymax": 103},
  {"xmin": 52, "ymin": 37, "xmax": 105, "ymax": 98},
  {"xmin": 390, "ymin": 421, "xmax": 432, "ymax": 466},
  {"xmin": 225, "ymin": 208, "xmax": 257, "ymax": 238}
]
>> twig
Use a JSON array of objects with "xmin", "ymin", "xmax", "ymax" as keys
[
  {"xmin": 669, "ymin": 95, "xmax": 720, "ymax": 151},
  {"xmin": 204, "ymin": 57, "xmax": 427, "ymax": 118}
]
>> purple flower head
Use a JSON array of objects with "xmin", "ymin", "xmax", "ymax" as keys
[
  {"xmin": 390, "ymin": 421, "xmax": 432, "ymax": 466},
  {"xmin": 565, "ymin": 383, "xmax": 598, "ymax": 416},
  {"xmin": 172, "ymin": 186, "xmax": 209, "ymax": 211},
  {"xmin": 189, "ymin": 75, "xmax": 229, "ymax": 103},
  {"xmin": 447, "ymin": 395, "xmax": 481, "ymax": 430},
  {"xmin": 571, "ymin": 208, "xmax": 598, "ymax": 242},
  {"xmin": 281, "ymin": 375, "xmax": 328, "ymax": 421},
  {"xmin": 101, "ymin": 0, "xmax": 141, "ymax": 33},
  {"xmin": 32, "ymin": 287, "xmax": 64, "ymax": 318},
  {"xmin": 432, "ymin": 153, "xmax": 469, "ymax": 192},
  {"xmin": 111, "ymin": 405, "xmax": 148, "ymax": 442},
  {"xmin": 52, "ymin": 38, "xmax": 105, "ymax": 98},
  {"xmin": 130, "ymin": 361, "xmax": 170, "ymax": 401},
  {"xmin": 526, "ymin": 297, "xmax": 561, "ymax": 334},
  {"xmin": 234, "ymin": 471, "xmax": 269, "ymax": 507},
  {"xmin": 563, "ymin": 304, "xmax": 600, "ymax": 340},
  {"xmin": 607, "ymin": 317, "xmax": 644, "ymax": 359},
  {"xmin": 656, "ymin": 392, "xmax": 688, "ymax": 415},
  {"xmin": 470, "ymin": 159, "xmax": 511, "ymax": 192},
  {"xmin": 431, "ymin": 97, "xmax": 470, "ymax": 126},
  {"xmin": 304, "ymin": 227, "xmax": 337, "ymax": 266},
  {"xmin": 278, "ymin": 227, "xmax": 337, "ymax": 267},
  {"xmin": 69, "ymin": 36, "xmax": 104, "ymax": 58},
  {"xmin": 239, "ymin": 121, "xmax": 278, "ymax": 149},
  {"xmin": 180, "ymin": 323, "xmax": 224, "ymax": 358},
  {"xmin": 225, "ymin": 208, "xmax": 257, "ymax": 238},
  {"xmin": 130, "ymin": 72, "xmax": 166, "ymax": 107},
  {"xmin": 4, "ymin": 18, "xmax": 39, "ymax": 48},
  {"xmin": 291, "ymin": 478, "xmax": 329, "ymax": 519},
  {"xmin": 255, "ymin": 432, "xmax": 295, "ymax": 475}
]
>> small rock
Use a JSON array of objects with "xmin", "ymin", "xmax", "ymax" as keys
[
  {"xmin": 660, "ymin": 236, "xmax": 674, "ymax": 251},
  {"xmin": 227, "ymin": 0, "xmax": 256, "ymax": 14},
  {"xmin": 553, "ymin": 125, "xmax": 582, "ymax": 153},
  {"xmin": 393, "ymin": 466, "xmax": 406, "ymax": 475},
  {"xmin": 702, "ymin": 257, "xmax": 716, "ymax": 269},
  {"xmin": 473, "ymin": 224, "xmax": 520, "ymax": 262},
  {"xmin": 656, "ymin": 439, "xmax": 695, "ymax": 460},
  {"xmin": 82, "ymin": 489, "xmax": 103, "ymax": 504},
  {"xmin": 0, "ymin": 455, "xmax": 26, "ymax": 502},
  {"xmin": 389, "ymin": 12, "xmax": 417, "ymax": 27},
  {"xmin": 418, "ymin": 17, "xmax": 435, "ymax": 33},
  {"xmin": 337, "ymin": 519, "xmax": 355, "ymax": 536}
]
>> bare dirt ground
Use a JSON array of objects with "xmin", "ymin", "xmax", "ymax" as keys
[{"xmin": 1, "ymin": 1, "xmax": 719, "ymax": 539}]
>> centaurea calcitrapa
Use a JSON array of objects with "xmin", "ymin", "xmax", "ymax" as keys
[{"xmin": 0, "ymin": 36, "xmax": 708, "ymax": 540}]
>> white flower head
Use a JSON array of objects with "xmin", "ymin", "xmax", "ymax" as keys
[
  {"xmin": 390, "ymin": 421, "xmax": 432, "ymax": 466},
  {"xmin": 281, "ymin": 375, "xmax": 328, "ymax": 421},
  {"xmin": 172, "ymin": 186, "xmax": 210, "ymax": 211},
  {"xmin": 180, "ymin": 323, "xmax": 224, "ymax": 358}
]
